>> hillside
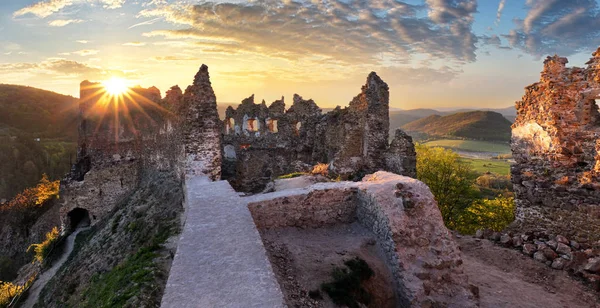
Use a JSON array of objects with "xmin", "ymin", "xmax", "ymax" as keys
[
  {"xmin": 402, "ymin": 111, "xmax": 512, "ymax": 141},
  {"xmin": 0, "ymin": 85, "xmax": 79, "ymax": 201},
  {"xmin": 0, "ymin": 84, "xmax": 79, "ymax": 138}
]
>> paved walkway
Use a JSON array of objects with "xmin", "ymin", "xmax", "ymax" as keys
[{"xmin": 161, "ymin": 177, "xmax": 285, "ymax": 308}]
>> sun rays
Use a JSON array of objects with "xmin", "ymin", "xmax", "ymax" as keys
[
  {"xmin": 79, "ymin": 77, "xmax": 171, "ymax": 143},
  {"xmin": 103, "ymin": 77, "xmax": 128, "ymax": 96}
]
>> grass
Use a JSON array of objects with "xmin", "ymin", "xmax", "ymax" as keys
[
  {"xmin": 461, "ymin": 158, "xmax": 511, "ymax": 176},
  {"xmin": 81, "ymin": 226, "xmax": 173, "ymax": 308},
  {"xmin": 277, "ymin": 172, "xmax": 307, "ymax": 179},
  {"xmin": 423, "ymin": 139, "xmax": 511, "ymax": 154}
]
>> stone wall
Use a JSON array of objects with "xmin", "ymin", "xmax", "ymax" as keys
[
  {"xmin": 222, "ymin": 73, "xmax": 417, "ymax": 192},
  {"xmin": 511, "ymin": 47, "xmax": 600, "ymax": 241},
  {"xmin": 246, "ymin": 172, "xmax": 477, "ymax": 307},
  {"xmin": 248, "ymin": 188, "xmax": 359, "ymax": 229},
  {"xmin": 60, "ymin": 65, "xmax": 223, "ymax": 229}
]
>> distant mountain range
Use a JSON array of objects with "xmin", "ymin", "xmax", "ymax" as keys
[
  {"xmin": 389, "ymin": 106, "xmax": 515, "ymax": 130},
  {"xmin": 401, "ymin": 111, "xmax": 512, "ymax": 142}
]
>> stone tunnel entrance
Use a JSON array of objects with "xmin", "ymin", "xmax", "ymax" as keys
[{"xmin": 67, "ymin": 208, "xmax": 91, "ymax": 230}]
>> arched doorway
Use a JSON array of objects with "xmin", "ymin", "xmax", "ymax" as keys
[{"xmin": 67, "ymin": 208, "xmax": 91, "ymax": 230}]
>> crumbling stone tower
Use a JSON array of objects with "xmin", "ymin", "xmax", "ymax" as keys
[
  {"xmin": 511, "ymin": 47, "xmax": 600, "ymax": 240},
  {"xmin": 179, "ymin": 65, "xmax": 222, "ymax": 180}
]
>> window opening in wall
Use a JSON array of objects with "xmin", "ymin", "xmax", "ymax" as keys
[
  {"xmin": 266, "ymin": 118, "xmax": 278, "ymax": 133},
  {"xmin": 293, "ymin": 122, "xmax": 301, "ymax": 135},
  {"xmin": 226, "ymin": 118, "xmax": 235, "ymax": 134},
  {"xmin": 247, "ymin": 118, "xmax": 259, "ymax": 132}
]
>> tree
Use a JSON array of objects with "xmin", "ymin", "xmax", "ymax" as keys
[
  {"xmin": 456, "ymin": 197, "xmax": 515, "ymax": 234},
  {"xmin": 415, "ymin": 144, "xmax": 480, "ymax": 229}
]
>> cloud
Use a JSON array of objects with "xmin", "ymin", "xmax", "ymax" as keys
[
  {"xmin": 48, "ymin": 19, "xmax": 84, "ymax": 27},
  {"xmin": 504, "ymin": 0, "xmax": 600, "ymax": 57},
  {"xmin": 379, "ymin": 65, "xmax": 462, "ymax": 85},
  {"xmin": 0, "ymin": 59, "xmax": 126, "ymax": 79},
  {"xmin": 14, "ymin": 0, "xmax": 74, "ymax": 18},
  {"xmin": 14, "ymin": 0, "xmax": 125, "ymax": 18},
  {"xmin": 128, "ymin": 17, "xmax": 162, "ymax": 29},
  {"xmin": 76, "ymin": 40, "xmax": 89, "ymax": 44},
  {"xmin": 495, "ymin": 0, "xmax": 506, "ymax": 26},
  {"xmin": 123, "ymin": 42, "xmax": 146, "ymax": 46},
  {"xmin": 72, "ymin": 49, "xmax": 99, "ymax": 56},
  {"xmin": 152, "ymin": 55, "xmax": 200, "ymax": 61},
  {"xmin": 99, "ymin": 0, "xmax": 124, "ymax": 9},
  {"xmin": 140, "ymin": 0, "xmax": 479, "ymax": 65}
]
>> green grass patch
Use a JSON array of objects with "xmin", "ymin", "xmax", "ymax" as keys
[
  {"xmin": 461, "ymin": 158, "xmax": 511, "ymax": 176},
  {"xmin": 321, "ymin": 257, "xmax": 374, "ymax": 308},
  {"xmin": 81, "ymin": 227, "xmax": 173, "ymax": 308},
  {"xmin": 277, "ymin": 172, "xmax": 307, "ymax": 179},
  {"xmin": 423, "ymin": 139, "xmax": 510, "ymax": 154}
]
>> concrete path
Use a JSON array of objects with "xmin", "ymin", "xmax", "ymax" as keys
[
  {"xmin": 22, "ymin": 227, "xmax": 89, "ymax": 308},
  {"xmin": 161, "ymin": 177, "xmax": 285, "ymax": 308}
]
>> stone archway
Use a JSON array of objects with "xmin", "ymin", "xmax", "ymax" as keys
[{"xmin": 67, "ymin": 208, "xmax": 91, "ymax": 230}]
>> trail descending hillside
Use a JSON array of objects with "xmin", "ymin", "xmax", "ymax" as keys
[{"xmin": 21, "ymin": 227, "xmax": 90, "ymax": 308}]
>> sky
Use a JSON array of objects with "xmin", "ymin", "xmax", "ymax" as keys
[{"xmin": 1, "ymin": 0, "xmax": 600, "ymax": 110}]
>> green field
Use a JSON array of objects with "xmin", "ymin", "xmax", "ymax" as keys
[
  {"xmin": 423, "ymin": 139, "xmax": 511, "ymax": 154},
  {"xmin": 460, "ymin": 158, "xmax": 511, "ymax": 176}
]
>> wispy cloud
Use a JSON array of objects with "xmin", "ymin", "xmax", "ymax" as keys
[
  {"xmin": 14, "ymin": 0, "xmax": 125, "ymax": 18},
  {"xmin": 48, "ymin": 19, "xmax": 84, "ymax": 27},
  {"xmin": 128, "ymin": 17, "xmax": 162, "ymax": 29},
  {"xmin": 140, "ymin": 0, "xmax": 479, "ymax": 66},
  {"xmin": 495, "ymin": 0, "xmax": 506, "ymax": 26},
  {"xmin": 76, "ymin": 40, "xmax": 90, "ymax": 44},
  {"xmin": 504, "ymin": 0, "xmax": 600, "ymax": 57},
  {"xmin": 123, "ymin": 42, "xmax": 146, "ymax": 46},
  {"xmin": 13, "ymin": 0, "xmax": 73, "ymax": 18},
  {"xmin": 72, "ymin": 49, "xmax": 99, "ymax": 56}
]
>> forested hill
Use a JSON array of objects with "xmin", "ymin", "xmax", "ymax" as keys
[
  {"xmin": 401, "ymin": 111, "xmax": 512, "ymax": 142},
  {"xmin": 0, "ymin": 84, "xmax": 79, "ymax": 138},
  {"xmin": 0, "ymin": 85, "xmax": 79, "ymax": 201}
]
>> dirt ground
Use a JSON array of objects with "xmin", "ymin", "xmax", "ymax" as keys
[
  {"xmin": 458, "ymin": 235, "xmax": 600, "ymax": 308},
  {"xmin": 260, "ymin": 223, "xmax": 397, "ymax": 308},
  {"xmin": 261, "ymin": 224, "xmax": 600, "ymax": 308}
]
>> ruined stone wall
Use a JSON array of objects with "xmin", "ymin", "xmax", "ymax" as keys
[
  {"xmin": 511, "ymin": 48, "xmax": 600, "ymax": 241},
  {"xmin": 246, "ymin": 172, "xmax": 477, "ymax": 307},
  {"xmin": 61, "ymin": 65, "xmax": 222, "ymax": 229},
  {"xmin": 222, "ymin": 73, "xmax": 416, "ymax": 192},
  {"xmin": 180, "ymin": 65, "xmax": 222, "ymax": 180},
  {"xmin": 248, "ymin": 188, "xmax": 359, "ymax": 229}
]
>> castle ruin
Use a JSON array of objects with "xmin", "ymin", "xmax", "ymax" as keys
[
  {"xmin": 57, "ymin": 64, "xmax": 479, "ymax": 307},
  {"xmin": 222, "ymin": 72, "xmax": 416, "ymax": 192},
  {"xmin": 512, "ymin": 47, "xmax": 600, "ymax": 241}
]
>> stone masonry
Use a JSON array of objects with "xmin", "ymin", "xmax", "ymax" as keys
[
  {"xmin": 222, "ymin": 72, "xmax": 417, "ymax": 192},
  {"xmin": 179, "ymin": 65, "xmax": 222, "ymax": 180},
  {"xmin": 511, "ymin": 47, "xmax": 600, "ymax": 241},
  {"xmin": 246, "ymin": 172, "xmax": 478, "ymax": 307}
]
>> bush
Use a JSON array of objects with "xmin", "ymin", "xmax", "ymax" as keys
[
  {"xmin": 0, "ymin": 281, "xmax": 25, "ymax": 307},
  {"xmin": 415, "ymin": 144, "xmax": 480, "ymax": 229},
  {"xmin": 415, "ymin": 144, "xmax": 516, "ymax": 234},
  {"xmin": 27, "ymin": 227, "xmax": 60, "ymax": 264},
  {"xmin": 311, "ymin": 163, "xmax": 329, "ymax": 177},
  {"xmin": 456, "ymin": 197, "xmax": 515, "ymax": 234}
]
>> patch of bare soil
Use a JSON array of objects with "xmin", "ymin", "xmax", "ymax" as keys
[
  {"xmin": 458, "ymin": 235, "xmax": 600, "ymax": 308},
  {"xmin": 261, "ymin": 222, "xmax": 397, "ymax": 308}
]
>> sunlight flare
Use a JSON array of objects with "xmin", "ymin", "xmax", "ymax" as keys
[{"xmin": 103, "ymin": 77, "xmax": 128, "ymax": 96}]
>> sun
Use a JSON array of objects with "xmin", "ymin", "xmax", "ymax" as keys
[{"xmin": 103, "ymin": 77, "xmax": 128, "ymax": 96}]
